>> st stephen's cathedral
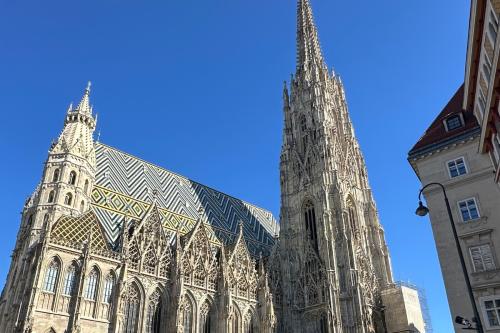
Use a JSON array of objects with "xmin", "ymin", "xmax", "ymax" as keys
[{"xmin": 0, "ymin": 1, "xmax": 419, "ymax": 332}]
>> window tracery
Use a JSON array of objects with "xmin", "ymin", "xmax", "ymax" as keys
[
  {"xmin": 84, "ymin": 267, "xmax": 99, "ymax": 300},
  {"xmin": 199, "ymin": 300, "xmax": 212, "ymax": 333},
  {"xmin": 123, "ymin": 283, "xmax": 141, "ymax": 333},
  {"xmin": 62, "ymin": 263, "xmax": 77, "ymax": 296},
  {"xmin": 43, "ymin": 258, "xmax": 60, "ymax": 293},
  {"xmin": 303, "ymin": 201, "xmax": 318, "ymax": 251},
  {"xmin": 103, "ymin": 274, "xmax": 115, "ymax": 303},
  {"xmin": 146, "ymin": 288, "xmax": 162, "ymax": 333}
]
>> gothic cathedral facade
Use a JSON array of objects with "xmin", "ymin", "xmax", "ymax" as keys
[{"xmin": 0, "ymin": 1, "xmax": 398, "ymax": 333}]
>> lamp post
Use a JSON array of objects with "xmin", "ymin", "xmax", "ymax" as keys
[{"xmin": 416, "ymin": 182, "xmax": 484, "ymax": 333}]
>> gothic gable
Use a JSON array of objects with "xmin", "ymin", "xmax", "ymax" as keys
[
  {"xmin": 180, "ymin": 218, "xmax": 220, "ymax": 289},
  {"xmin": 127, "ymin": 204, "xmax": 172, "ymax": 277},
  {"xmin": 226, "ymin": 224, "xmax": 258, "ymax": 299}
]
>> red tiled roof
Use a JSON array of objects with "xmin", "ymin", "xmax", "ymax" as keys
[{"xmin": 408, "ymin": 84, "xmax": 479, "ymax": 156}]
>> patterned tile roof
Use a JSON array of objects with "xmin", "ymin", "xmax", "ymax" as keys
[
  {"xmin": 52, "ymin": 211, "xmax": 110, "ymax": 250},
  {"xmin": 91, "ymin": 143, "xmax": 279, "ymax": 257}
]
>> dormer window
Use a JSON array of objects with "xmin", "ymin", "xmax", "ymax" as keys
[{"xmin": 444, "ymin": 114, "xmax": 464, "ymax": 132}]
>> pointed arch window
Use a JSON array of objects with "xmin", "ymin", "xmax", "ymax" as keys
[
  {"xmin": 84, "ymin": 179, "xmax": 90, "ymax": 194},
  {"xmin": 103, "ymin": 274, "xmax": 115, "ymax": 303},
  {"xmin": 123, "ymin": 283, "xmax": 141, "ymax": 333},
  {"xmin": 319, "ymin": 315, "xmax": 328, "ymax": 333},
  {"xmin": 62, "ymin": 263, "xmax": 78, "ymax": 296},
  {"xmin": 230, "ymin": 307, "xmax": 240, "ymax": 333},
  {"xmin": 243, "ymin": 312, "xmax": 254, "ymax": 333},
  {"xmin": 43, "ymin": 259, "xmax": 60, "ymax": 293},
  {"xmin": 80, "ymin": 200, "xmax": 85, "ymax": 213},
  {"xmin": 303, "ymin": 201, "xmax": 318, "ymax": 251},
  {"xmin": 64, "ymin": 193, "xmax": 73, "ymax": 206},
  {"xmin": 48, "ymin": 191, "xmax": 55, "ymax": 203},
  {"xmin": 146, "ymin": 288, "xmax": 163, "ymax": 333},
  {"xmin": 52, "ymin": 169, "xmax": 60, "ymax": 182},
  {"xmin": 84, "ymin": 268, "xmax": 99, "ymax": 300},
  {"xmin": 347, "ymin": 205, "xmax": 357, "ymax": 233},
  {"xmin": 69, "ymin": 171, "xmax": 77, "ymax": 185},
  {"xmin": 182, "ymin": 297, "xmax": 193, "ymax": 333},
  {"xmin": 200, "ymin": 301, "xmax": 213, "ymax": 333}
]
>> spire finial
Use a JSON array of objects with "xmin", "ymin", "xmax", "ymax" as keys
[
  {"xmin": 76, "ymin": 81, "xmax": 92, "ymax": 115},
  {"xmin": 296, "ymin": 0, "xmax": 326, "ymax": 80}
]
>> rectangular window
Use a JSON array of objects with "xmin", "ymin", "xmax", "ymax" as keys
[
  {"xmin": 470, "ymin": 244, "xmax": 496, "ymax": 272},
  {"xmin": 447, "ymin": 157, "xmax": 467, "ymax": 178},
  {"xmin": 445, "ymin": 115, "xmax": 463, "ymax": 131},
  {"xmin": 482, "ymin": 297, "xmax": 500, "ymax": 329},
  {"xmin": 458, "ymin": 198, "xmax": 480, "ymax": 222}
]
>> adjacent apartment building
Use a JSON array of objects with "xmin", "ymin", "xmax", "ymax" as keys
[
  {"xmin": 409, "ymin": 0, "xmax": 500, "ymax": 331},
  {"xmin": 408, "ymin": 86, "xmax": 500, "ymax": 331}
]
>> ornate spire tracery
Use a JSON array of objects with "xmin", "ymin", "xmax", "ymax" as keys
[{"xmin": 296, "ymin": 0, "xmax": 327, "ymax": 82}]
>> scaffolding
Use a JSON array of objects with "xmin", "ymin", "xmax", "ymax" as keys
[{"xmin": 395, "ymin": 281, "xmax": 433, "ymax": 333}]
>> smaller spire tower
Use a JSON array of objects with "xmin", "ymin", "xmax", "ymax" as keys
[{"xmin": 29, "ymin": 83, "xmax": 98, "ymax": 230}]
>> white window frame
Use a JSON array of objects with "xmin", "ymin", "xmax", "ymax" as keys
[
  {"xmin": 446, "ymin": 156, "xmax": 468, "ymax": 178},
  {"xmin": 469, "ymin": 243, "xmax": 496, "ymax": 273},
  {"xmin": 480, "ymin": 295, "xmax": 500, "ymax": 330},
  {"xmin": 443, "ymin": 113, "xmax": 464, "ymax": 132},
  {"xmin": 457, "ymin": 197, "xmax": 481, "ymax": 222}
]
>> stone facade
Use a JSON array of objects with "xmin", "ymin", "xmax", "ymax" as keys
[
  {"xmin": 381, "ymin": 285, "xmax": 425, "ymax": 333},
  {"xmin": 0, "ymin": 1, "xmax": 419, "ymax": 333},
  {"xmin": 269, "ymin": 1, "xmax": 395, "ymax": 332}
]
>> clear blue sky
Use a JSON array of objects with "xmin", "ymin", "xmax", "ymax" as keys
[{"xmin": 0, "ymin": 1, "xmax": 468, "ymax": 331}]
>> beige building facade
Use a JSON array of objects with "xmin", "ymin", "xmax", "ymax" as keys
[
  {"xmin": 410, "ymin": 0, "xmax": 500, "ymax": 331},
  {"xmin": 409, "ymin": 86, "xmax": 500, "ymax": 332}
]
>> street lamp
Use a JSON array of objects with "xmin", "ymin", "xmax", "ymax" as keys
[{"xmin": 416, "ymin": 182, "xmax": 484, "ymax": 333}]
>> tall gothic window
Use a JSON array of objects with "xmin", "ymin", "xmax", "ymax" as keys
[
  {"xmin": 123, "ymin": 283, "xmax": 141, "ymax": 333},
  {"xmin": 230, "ymin": 306, "xmax": 240, "ymax": 333},
  {"xmin": 200, "ymin": 301, "xmax": 213, "ymax": 333},
  {"xmin": 48, "ymin": 190, "xmax": 55, "ymax": 203},
  {"xmin": 69, "ymin": 171, "xmax": 77, "ymax": 185},
  {"xmin": 146, "ymin": 288, "xmax": 163, "ymax": 333},
  {"xmin": 300, "ymin": 115, "xmax": 308, "ymax": 150},
  {"xmin": 43, "ymin": 259, "xmax": 60, "ymax": 293},
  {"xmin": 52, "ymin": 169, "xmax": 60, "ymax": 182},
  {"xmin": 80, "ymin": 200, "xmax": 85, "ymax": 213},
  {"xmin": 62, "ymin": 263, "xmax": 77, "ymax": 296},
  {"xmin": 84, "ymin": 268, "xmax": 99, "ymax": 300},
  {"xmin": 243, "ymin": 312, "xmax": 254, "ymax": 333},
  {"xmin": 304, "ymin": 201, "xmax": 318, "ymax": 251},
  {"xmin": 84, "ymin": 179, "xmax": 89, "ymax": 194},
  {"xmin": 103, "ymin": 274, "xmax": 115, "ymax": 303},
  {"xmin": 182, "ymin": 298, "xmax": 193, "ymax": 333},
  {"xmin": 348, "ymin": 206, "xmax": 357, "ymax": 233},
  {"xmin": 64, "ymin": 193, "xmax": 73, "ymax": 206},
  {"xmin": 319, "ymin": 315, "xmax": 328, "ymax": 333}
]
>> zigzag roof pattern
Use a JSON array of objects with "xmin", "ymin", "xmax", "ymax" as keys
[{"xmin": 91, "ymin": 143, "xmax": 279, "ymax": 257}]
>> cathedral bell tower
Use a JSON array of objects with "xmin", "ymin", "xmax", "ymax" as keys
[
  {"xmin": 35, "ymin": 82, "xmax": 97, "ymax": 227},
  {"xmin": 0, "ymin": 83, "xmax": 97, "ymax": 333},
  {"xmin": 277, "ymin": 1, "xmax": 394, "ymax": 332}
]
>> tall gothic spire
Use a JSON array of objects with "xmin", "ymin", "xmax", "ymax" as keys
[{"xmin": 296, "ymin": 0, "xmax": 326, "ymax": 80}]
